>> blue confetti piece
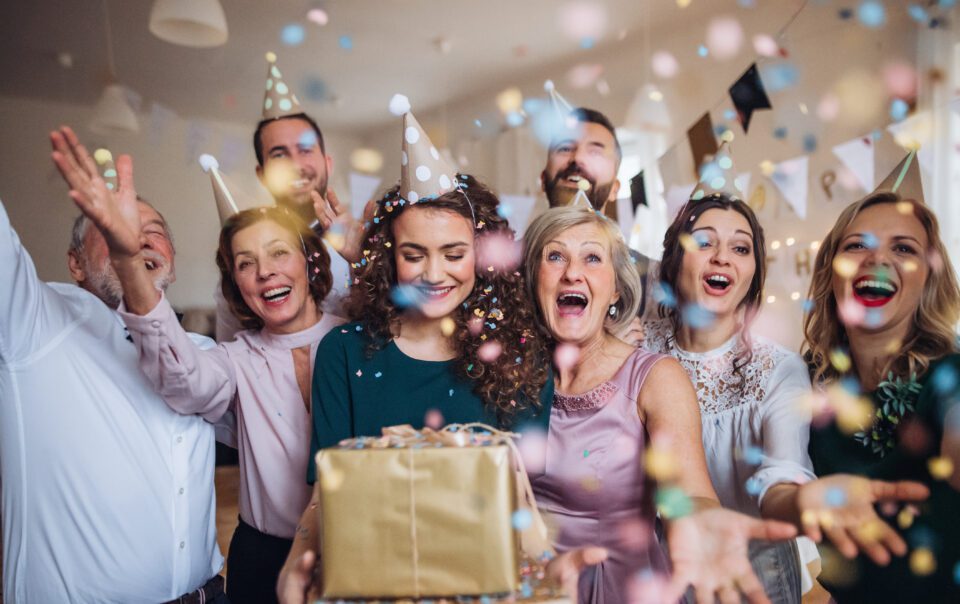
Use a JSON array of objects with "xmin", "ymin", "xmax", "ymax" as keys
[
  {"xmin": 281, "ymin": 23, "xmax": 305, "ymax": 46},
  {"xmin": 338, "ymin": 35, "xmax": 353, "ymax": 50},
  {"xmin": 864, "ymin": 308, "xmax": 884, "ymax": 328},
  {"xmin": 762, "ymin": 63, "xmax": 799, "ymax": 92},
  {"xmin": 773, "ymin": 126, "xmax": 788, "ymax": 139},
  {"xmin": 302, "ymin": 77, "xmax": 327, "ymax": 102},
  {"xmin": 723, "ymin": 109, "xmax": 737, "ymax": 121},
  {"xmin": 355, "ymin": 325, "xmax": 363, "ymax": 332},
  {"xmin": 390, "ymin": 284, "xmax": 425, "ymax": 309},
  {"xmin": 744, "ymin": 446, "xmax": 764, "ymax": 465},
  {"xmin": 449, "ymin": 389, "xmax": 454, "ymax": 397},
  {"xmin": 506, "ymin": 111, "xmax": 524, "ymax": 127},
  {"xmin": 870, "ymin": 129, "xmax": 883, "ymax": 142},
  {"xmin": 653, "ymin": 281, "xmax": 677, "ymax": 308},
  {"xmin": 908, "ymin": 5, "xmax": 929, "ymax": 23},
  {"xmin": 497, "ymin": 204, "xmax": 513, "ymax": 219},
  {"xmin": 374, "ymin": 371, "xmax": 382, "ymax": 378},
  {"xmin": 698, "ymin": 45, "xmax": 709, "ymax": 57},
  {"xmin": 474, "ymin": 119, "xmax": 482, "ymax": 128},
  {"xmin": 802, "ymin": 299, "xmax": 815, "ymax": 313},
  {"xmin": 890, "ymin": 98, "xmax": 909, "ymax": 122},
  {"xmin": 512, "ymin": 509, "xmax": 533, "ymax": 530},
  {"xmin": 803, "ymin": 134, "xmax": 817, "ymax": 153},
  {"xmin": 298, "ymin": 130, "xmax": 318, "ymax": 148},
  {"xmin": 861, "ymin": 231, "xmax": 879, "ymax": 249},
  {"xmin": 520, "ymin": 581, "xmax": 533, "ymax": 598},
  {"xmin": 580, "ymin": 37, "xmax": 595, "ymax": 49},
  {"xmin": 515, "ymin": 356, "xmax": 522, "ymax": 364},
  {"xmin": 682, "ymin": 303, "xmax": 716, "ymax": 329},
  {"xmin": 858, "ymin": 1, "xmax": 886, "ymax": 28},
  {"xmin": 840, "ymin": 376, "xmax": 862, "ymax": 395},
  {"xmin": 953, "ymin": 561, "xmax": 960, "ymax": 585},
  {"xmin": 745, "ymin": 477, "xmax": 762, "ymax": 495},
  {"xmin": 931, "ymin": 363, "xmax": 959, "ymax": 395},
  {"xmin": 942, "ymin": 0, "xmax": 957, "ymax": 8},
  {"xmin": 825, "ymin": 487, "xmax": 847, "ymax": 507}
]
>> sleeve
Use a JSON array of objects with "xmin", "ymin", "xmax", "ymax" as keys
[
  {"xmin": 213, "ymin": 278, "xmax": 244, "ymax": 343},
  {"xmin": 307, "ymin": 329, "xmax": 355, "ymax": 484},
  {"xmin": 752, "ymin": 352, "xmax": 818, "ymax": 505},
  {"xmin": 0, "ymin": 200, "xmax": 73, "ymax": 362},
  {"xmin": 119, "ymin": 292, "xmax": 238, "ymax": 422}
]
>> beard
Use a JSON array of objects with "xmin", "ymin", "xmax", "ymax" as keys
[
  {"xmin": 543, "ymin": 165, "xmax": 615, "ymax": 212},
  {"xmin": 81, "ymin": 250, "xmax": 174, "ymax": 308}
]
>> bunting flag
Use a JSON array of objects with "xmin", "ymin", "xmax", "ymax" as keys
[
  {"xmin": 769, "ymin": 155, "xmax": 809, "ymax": 220},
  {"xmin": 728, "ymin": 63, "xmax": 771, "ymax": 133},
  {"xmin": 349, "ymin": 172, "xmax": 382, "ymax": 218},
  {"xmin": 630, "ymin": 171, "xmax": 648, "ymax": 209},
  {"xmin": 687, "ymin": 112, "xmax": 718, "ymax": 177},
  {"xmin": 831, "ymin": 135, "xmax": 875, "ymax": 192}
]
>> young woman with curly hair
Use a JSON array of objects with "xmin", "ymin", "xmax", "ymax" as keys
[
  {"xmin": 277, "ymin": 174, "xmax": 553, "ymax": 602},
  {"xmin": 798, "ymin": 191, "xmax": 960, "ymax": 601}
]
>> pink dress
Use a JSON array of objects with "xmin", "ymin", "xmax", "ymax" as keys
[{"xmin": 532, "ymin": 348, "xmax": 670, "ymax": 604}]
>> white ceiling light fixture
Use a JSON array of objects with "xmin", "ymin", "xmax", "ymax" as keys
[
  {"xmin": 90, "ymin": 0, "xmax": 139, "ymax": 135},
  {"xmin": 149, "ymin": 0, "xmax": 228, "ymax": 48}
]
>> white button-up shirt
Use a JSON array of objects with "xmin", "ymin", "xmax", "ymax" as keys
[{"xmin": 0, "ymin": 201, "xmax": 223, "ymax": 603}]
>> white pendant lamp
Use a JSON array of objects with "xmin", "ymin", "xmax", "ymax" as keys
[
  {"xmin": 149, "ymin": 0, "xmax": 228, "ymax": 48},
  {"xmin": 90, "ymin": 0, "xmax": 139, "ymax": 135}
]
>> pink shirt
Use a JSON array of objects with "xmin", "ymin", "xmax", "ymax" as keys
[{"xmin": 121, "ymin": 294, "xmax": 344, "ymax": 538}]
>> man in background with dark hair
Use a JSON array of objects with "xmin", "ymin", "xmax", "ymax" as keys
[{"xmin": 540, "ymin": 106, "xmax": 658, "ymax": 326}]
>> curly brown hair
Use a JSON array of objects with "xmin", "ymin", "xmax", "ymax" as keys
[
  {"xmin": 345, "ymin": 174, "xmax": 549, "ymax": 426},
  {"xmin": 216, "ymin": 206, "xmax": 332, "ymax": 331},
  {"xmin": 802, "ymin": 193, "xmax": 960, "ymax": 386},
  {"xmin": 658, "ymin": 193, "xmax": 767, "ymax": 384}
]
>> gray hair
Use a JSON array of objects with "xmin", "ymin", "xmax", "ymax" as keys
[
  {"xmin": 67, "ymin": 197, "xmax": 175, "ymax": 254},
  {"xmin": 522, "ymin": 206, "xmax": 641, "ymax": 336}
]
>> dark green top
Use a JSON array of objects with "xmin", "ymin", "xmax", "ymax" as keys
[
  {"xmin": 809, "ymin": 353, "xmax": 960, "ymax": 603},
  {"xmin": 308, "ymin": 322, "xmax": 552, "ymax": 483}
]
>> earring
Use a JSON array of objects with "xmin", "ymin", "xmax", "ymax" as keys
[{"xmin": 608, "ymin": 304, "xmax": 617, "ymax": 317}]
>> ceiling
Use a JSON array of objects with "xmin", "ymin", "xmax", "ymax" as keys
[{"xmin": 0, "ymin": 0, "xmax": 748, "ymax": 133}]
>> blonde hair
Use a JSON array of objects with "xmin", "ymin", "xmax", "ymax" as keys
[
  {"xmin": 802, "ymin": 193, "xmax": 960, "ymax": 385},
  {"xmin": 523, "ymin": 206, "xmax": 641, "ymax": 337}
]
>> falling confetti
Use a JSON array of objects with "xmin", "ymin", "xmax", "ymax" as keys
[
  {"xmin": 858, "ymin": 1, "xmax": 886, "ymax": 28},
  {"xmin": 706, "ymin": 16, "xmax": 744, "ymax": 61},
  {"xmin": 280, "ymin": 23, "xmax": 305, "ymax": 46},
  {"xmin": 478, "ymin": 340, "xmax": 503, "ymax": 363},
  {"xmin": 424, "ymin": 409, "xmax": 444, "ymax": 429}
]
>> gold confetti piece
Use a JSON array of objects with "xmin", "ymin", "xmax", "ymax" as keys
[
  {"xmin": 324, "ymin": 232, "xmax": 345, "ymax": 251},
  {"xmin": 679, "ymin": 233, "xmax": 698, "ymax": 253},
  {"xmin": 440, "ymin": 317, "xmax": 456, "ymax": 337},
  {"xmin": 855, "ymin": 519, "xmax": 884, "ymax": 542},
  {"xmin": 760, "ymin": 160, "xmax": 775, "ymax": 176},
  {"xmin": 902, "ymin": 259, "xmax": 918, "ymax": 273},
  {"xmin": 93, "ymin": 148, "xmax": 113, "ymax": 165},
  {"xmin": 909, "ymin": 548, "xmax": 936, "ymax": 576},
  {"xmin": 897, "ymin": 507, "xmax": 915, "ymax": 529},
  {"xmin": 265, "ymin": 51, "xmax": 277, "ymax": 63},
  {"xmin": 833, "ymin": 256, "xmax": 858, "ymax": 278},
  {"xmin": 928, "ymin": 456, "xmax": 954, "ymax": 480},
  {"xmin": 896, "ymin": 201, "xmax": 914, "ymax": 215},
  {"xmin": 884, "ymin": 338, "xmax": 902, "ymax": 354},
  {"xmin": 829, "ymin": 349, "xmax": 852, "ymax": 373},
  {"xmin": 644, "ymin": 446, "xmax": 679, "ymax": 481}
]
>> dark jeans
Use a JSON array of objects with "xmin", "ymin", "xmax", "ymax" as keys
[{"xmin": 226, "ymin": 517, "xmax": 294, "ymax": 604}]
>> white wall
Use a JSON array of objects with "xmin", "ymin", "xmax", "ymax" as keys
[{"xmin": 0, "ymin": 96, "xmax": 359, "ymax": 308}]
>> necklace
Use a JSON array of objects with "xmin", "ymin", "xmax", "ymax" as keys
[{"xmin": 854, "ymin": 371, "xmax": 922, "ymax": 457}]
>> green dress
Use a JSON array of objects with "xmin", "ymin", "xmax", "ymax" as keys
[
  {"xmin": 308, "ymin": 322, "xmax": 552, "ymax": 482},
  {"xmin": 809, "ymin": 353, "xmax": 960, "ymax": 603}
]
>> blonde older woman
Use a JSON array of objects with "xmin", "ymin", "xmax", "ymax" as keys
[
  {"xmin": 523, "ymin": 206, "xmax": 797, "ymax": 604},
  {"xmin": 799, "ymin": 191, "xmax": 960, "ymax": 601}
]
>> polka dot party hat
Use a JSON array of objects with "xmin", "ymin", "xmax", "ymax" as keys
[
  {"xmin": 399, "ymin": 111, "xmax": 458, "ymax": 203},
  {"xmin": 262, "ymin": 52, "xmax": 302, "ymax": 120},
  {"xmin": 690, "ymin": 141, "xmax": 744, "ymax": 202}
]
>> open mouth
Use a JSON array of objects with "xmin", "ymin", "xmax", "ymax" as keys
[
  {"xmin": 262, "ymin": 286, "xmax": 292, "ymax": 305},
  {"xmin": 556, "ymin": 291, "xmax": 588, "ymax": 316},
  {"xmin": 703, "ymin": 273, "xmax": 732, "ymax": 294},
  {"xmin": 852, "ymin": 276, "xmax": 897, "ymax": 307},
  {"xmin": 418, "ymin": 285, "xmax": 454, "ymax": 300},
  {"xmin": 289, "ymin": 178, "xmax": 311, "ymax": 190},
  {"xmin": 144, "ymin": 259, "xmax": 158, "ymax": 271}
]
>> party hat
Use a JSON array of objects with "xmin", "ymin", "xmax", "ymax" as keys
[
  {"xmin": 262, "ymin": 52, "xmax": 302, "ymax": 120},
  {"xmin": 199, "ymin": 154, "xmax": 263, "ymax": 226},
  {"xmin": 873, "ymin": 150, "xmax": 924, "ymax": 204},
  {"xmin": 399, "ymin": 111, "xmax": 458, "ymax": 203},
  {"xmin": 690, "ymin": 141, "xmax": 744, "ymax": 201}
]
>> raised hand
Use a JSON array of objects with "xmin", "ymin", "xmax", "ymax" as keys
[
  {"xmin": 796, "ymin": 474, "xmax": 929, "ymax": 565},
  {"xmin": 312, "ymin": 188, "xmax": 375, "ymax": 264},
  {"xmin": 544, "ymin": 546, "xmax": 608, "ymax": 604},
  {"xmin": 666, "ymin": 508, "xmax": 797, "ymax": 604},
  {"xmin": 50, "ymin": 126, "xmax": 140, "ymax": 258}
]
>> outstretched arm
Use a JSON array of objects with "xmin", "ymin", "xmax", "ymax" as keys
[{"xmin": 50, "ymin": 126, "xmax": 158, "ymax": 314}]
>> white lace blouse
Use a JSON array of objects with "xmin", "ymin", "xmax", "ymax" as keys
[{"xmin": 639, "ymin": 318, "xmax": 817, "ymax": 515}]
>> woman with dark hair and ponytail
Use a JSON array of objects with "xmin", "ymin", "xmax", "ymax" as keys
[{"xmin": 638, "ymin": 190, "xmax": 818, "ymax": 600}]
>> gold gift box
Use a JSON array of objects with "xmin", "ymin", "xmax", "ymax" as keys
[{"xmin": 316, "ymin": 444, "xmax": 519, "ymax": 599}]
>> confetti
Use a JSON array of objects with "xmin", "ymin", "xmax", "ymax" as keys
[
  {"xmin": 656, "ymin": 486, "xmax": 693, "ymax": 518},
  {"xmin": 833, "ymin": 256, "xmax": 858, "ymax": 278},
  {"xmin": 355, "ymin": 370, "xmax": 363, "ymax": 377},
  {"xmin": 890, "ymin": 99, "xmax": 910, "ymax": 122},
  {"xmin": 825, "ymin": 487, "xmax": 847, "ymax": 507},
  {"xmin": 338, "ymin": 35, "xmax": 353, "ymax": 50},
  {"xmin": 829, "ymin": 349, "xmax": 852, "ymax": 373},
  {"xmin": 752, "ymin": 34, "xmax": 778, "ymax": 57},
  {"xmin": 858, "ymin": 1, "xmax": 886, "ymax": 28},
  {"xmin": 424, "ymin": 409, "xmax": 444, "ymax": 429},
  {"xmin": 554, "ymin": 343, "xmax": 580, "ymax": 370},
  {"xmin": 743, "ymin": 445, "xmax": 764, "ymax": 465},
  {"xmin": 706, "ymin": 16, "xmax": 744, "ymax": 61},
  {"xmin": 440, "ymin": 317, "xmax": 456, "ymax": 337},
  {"xmin": 307, "ymin": 8, "xmax": 329, "ymax": 25},
  {"xmin": 390, "ymin": 284, "xmax": 425, "ymax": 309},
  {"xmin": 478, "ymin": 341, "xmax": 503, "ymax": 363},
  {"xmin": 644, "ymin": 443, "xmax": 679, "ymax": 480},
  {"xmin": 374, "ymin": 371, "xmax": 382, "ymax": 378},
  {"xmin": 910, "ymin": 547, "xmax": 936, "ymax": 576},
  {"xmin": 280, "ymin": 23, "xmax": 305, "ymax": 46},
  {"xmin": 681, "ymin": 303, "xmax": 715, "ymax": 329},
  {"xmin": 652, "ymin": 50, "xmax": 679, "ymax": 78},
  {"xmin": 511, "ymin": 509, "xmax": 533, "ymax": 530},
  {"xmin": 928, "ymin": 456, "xmax": 954, "ymax": 480},
  {"xmin": 517, "ymin": 427, "xmax": 547, "ymax": 473}
]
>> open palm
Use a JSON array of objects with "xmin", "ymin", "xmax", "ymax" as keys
[{"xmin": 50, "ymin": 126, "xmax": 141, "ymax": 257}]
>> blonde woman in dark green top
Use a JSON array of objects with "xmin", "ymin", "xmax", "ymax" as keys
[{"xmin": 800, "ymin": 192, "xmax": 960, "ymax": 602}]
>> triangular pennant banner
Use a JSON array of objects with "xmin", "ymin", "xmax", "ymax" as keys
[
  {"xmin": 728, "ymin": 63, "xmax": 772, "ymax": 133},
  {"xmin": 831, "ymin": 136, "xmax": 875, "ymax": 192},
  {"xmin": 630, "ymin": 171, "xmax": 648, "ymax": 210},
  {"xmin": 769, "ymin": 155, "xmax": 809, "ymax": 220},
  {"xmin": 687, "ymin": 112, "xmax": 718, "ymax": 178}
]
